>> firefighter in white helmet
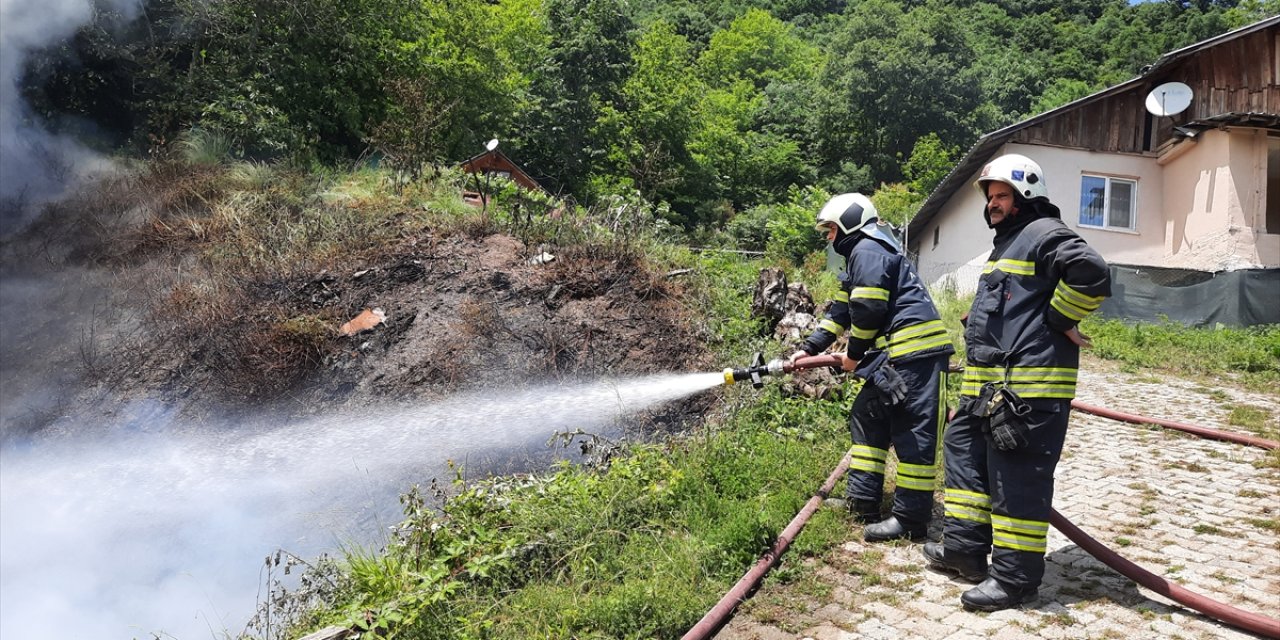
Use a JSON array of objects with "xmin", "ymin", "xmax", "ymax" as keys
[
  {"xmin": 791, "ymin": 192, "xmax": 954, "ymax": 543},
  {"xmin": 923, "ymin": 153, "xmax": 1111, "ymax": 611}
]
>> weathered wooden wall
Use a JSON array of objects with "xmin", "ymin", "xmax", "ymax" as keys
[{"xmin": 1011, "ymin": 25, "xmax": 1277, "ymax": 154}]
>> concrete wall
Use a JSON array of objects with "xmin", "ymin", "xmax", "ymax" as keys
[
  {"xmin": 1160, "ymin": 128, "xmax": 1279, "ymax": 271},
  {"xmin": 911, "ymin": 170, "xmax": 990, "ymax": 295},
  {"xmin": 914, "ymin": 134, "xmax": 1280, "ymax": 294}
]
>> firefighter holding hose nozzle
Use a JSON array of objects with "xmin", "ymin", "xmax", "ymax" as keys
[
  {"xmin": 924, "ymin": 154, "xmax": 1111, "ymax": 612},
  {"xmin": 790, "ymin": 193, "xmax": 954, "ymax": 543}
]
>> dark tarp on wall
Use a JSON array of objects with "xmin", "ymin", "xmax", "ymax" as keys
[{"xmin": 1096, "ymin": 264, "xmax": 1280, "ymax": 327}]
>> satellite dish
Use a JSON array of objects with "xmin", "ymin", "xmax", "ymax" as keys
[
  {"xmin": 1145, "ymin": 82, "xmax": 1193, "ymax": 117},
  {"xmin": 485, "ymin": 138, "xmax": 500, "ymax": 151}
]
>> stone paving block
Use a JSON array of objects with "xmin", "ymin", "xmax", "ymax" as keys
[
  {"xmin": 841, "ymin": 540, "xmax": 867, "ymax": 554},
  {"xmin": 1243, "ymin": 576, "xmax": 1278, "ymax": 594},
  {"xmin": 1062, "ymin": 607, "xmax": 1098, "ymax": 625},
  {"xmin": 854, "ymin": 618, "xmax": 902, "ymax": 640},
  {"xmin": 725, "ymin": 624, "xmax": 795, "ymax": 640},
  {"xmin": 812, "ymin": 603, "xmax": 858, "ymax": 626},
  {"xmin": 990, "ymin": 626, "xmax": 1042, "ymax": 640},
  {"xmin": 1029, "ymin": 624, "xmax": 1075, "ymax": 640},
  {"xmin": 909, "ymin": 599, "xmax": 958, "ymax": 621},
  {"xmin": 938, "ymin": 630, "xmax": 987, "ymax": 640},
  {"xmin": 799, "ymin": 622, "xmax": 858, "ymax": 640},
  {"xmin": 1150, "ymin": 619, "xmax": 1185, "ymax": 637},
  {"xmin": 892, "ymin": 617, "xmax": 953, "ymax": 640},
  {"xmin": 957, "ymin": 612, "xmax": 1005, "ymax": 633},
  {"xmin": 861, "ymin": 601, "xmax": 909, "ymax": 625},
  {"xmin": 1163, "ymin": 544, "xmax": 1214, "ymax": 563},
  {"xmin": 830, "ymin": 584, "xmax": 856, "ymax": 607}
]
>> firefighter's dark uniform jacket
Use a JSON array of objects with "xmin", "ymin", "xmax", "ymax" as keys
[
  {"xmin": 800, "ymin": 232, "xmax": 955, "ymax": 525},
  {"xmin": 942, "ymin": 208, "xmax": 1110, "ymax": 591}
]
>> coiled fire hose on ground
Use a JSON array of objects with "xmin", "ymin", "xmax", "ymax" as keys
[{"xmin": 689, "ymin": 356, "xmax": 1280, "ymax": 639}]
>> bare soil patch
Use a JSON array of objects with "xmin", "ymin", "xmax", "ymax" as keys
[{"xmin": 2, "ymin": 219, "xmax": 716, "ymax": 439}]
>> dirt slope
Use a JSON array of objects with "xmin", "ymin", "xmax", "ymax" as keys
[{"xmin": 1, "ymin": 213, "xmax": 717, "ymax": 439}]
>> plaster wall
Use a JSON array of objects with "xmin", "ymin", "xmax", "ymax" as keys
[
  {"xmin": 914, "ymin": 133, "xmax": 1279, "ymax": 295},
  {"xmin": 912, "ymin": 176, "xmax": 990, "ymax": 295},
  {"xmin": 1160, "ymin": 128, "xmax": 1278, "ymax": 271}
]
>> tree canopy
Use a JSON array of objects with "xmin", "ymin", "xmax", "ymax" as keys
[{"xmin": 20, "ymin": 0, "xmax": 1277, "ymax": 230}]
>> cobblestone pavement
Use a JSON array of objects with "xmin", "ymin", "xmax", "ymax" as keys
[{"xmin": 715, "ymin": 362, "xmax": 1280, "ymax": 640}]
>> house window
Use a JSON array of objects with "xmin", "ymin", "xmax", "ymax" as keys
[
  {"xmin": 932, "ymin": 226, "xmax": 940, "ymax": 249},
  {"xmin": 1079, "ymin": 174, "xmax": 1137, "ymax": 231}
]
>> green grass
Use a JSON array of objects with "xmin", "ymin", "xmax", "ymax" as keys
[
  {"xmin": 1227, "ymin": 404, "xmax": 1280, "ymax": 441},
  {"xmin": 273, "ymin": 245, "xmax": 866, "ymax": 639},
  {"xmin": 1082, "ymin": 317, "xmax": 1280, "ymax": 391},
  {"xmin": 297, "ymin": 385, "xmax": 854, "ymax": 639},
  {"xmin": 274, "ymin": 227, "xmax": 1280, "ymax": 639}
]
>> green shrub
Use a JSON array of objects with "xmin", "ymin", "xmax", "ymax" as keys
[{"xmin": 763, "ymin": 186, "xmax": 829, "ymax": 266}]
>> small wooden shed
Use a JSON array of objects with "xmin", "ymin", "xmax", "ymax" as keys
[{"xmin": 460, "ymin": 149, "xmax": 547, "ymax": 203}]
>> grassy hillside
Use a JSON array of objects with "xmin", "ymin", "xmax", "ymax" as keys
[{"xmin": 7, "ymin": 152, "xmax": 1277, "ymax": 639}]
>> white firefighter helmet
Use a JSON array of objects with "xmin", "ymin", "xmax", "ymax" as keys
[
  {"xmin": 815, "ymin": 193, "xmax": 902, "ymax": 252},
  {"xmin": 974, "ymin": 153, "xmax": 1049, "ymax": 201},
  {"xmin": 815, "ymin": 192, "xmax": 878, "ymax": 234}
]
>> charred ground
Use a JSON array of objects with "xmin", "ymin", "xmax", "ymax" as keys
[{"xmin": 0, "ymin": 162, "xmax": 718, "ymax": 441}]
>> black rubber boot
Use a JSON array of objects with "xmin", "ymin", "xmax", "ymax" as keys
[
  {"xmin": 961, "ymin": 577, "xmax": 1038, "ymax": 612},
  {"xmin": 851, "ymin": 499, "xmax": 881, "ymax": 524},
  {"xmin": 863, "ymin": 515, "xmax": 927, "ymax": 542},
  {"xmin": 922, "ymin": 542, "xmax": 988, "ymax": 583}
]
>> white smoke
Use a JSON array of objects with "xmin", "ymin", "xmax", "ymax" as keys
[
  {"xmin": 0, "ymin": 373, "xmax": 724, "ymax": 639},
  {"xmin": 0, "ymin": 0, "xmax": 139, "ymax": 230}
]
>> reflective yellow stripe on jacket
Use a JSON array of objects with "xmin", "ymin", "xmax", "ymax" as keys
[
  {"xmin": 819, "ymin": 319, "xmax": 847, "ymax": 336},
  {"xmin": 962, "ymin": 366, "xmax": 1078, "ymax": 399},
  {"xmin": 849, "ymin": 286, "xmax": 890, "ymax": 301},
  {"xmin": 1050, "ymin": 281, "xmax": 1105, "ymax": 322},
  {"xmin": 886, "ymin": 320, "xmax": 951, "ymax": 359},
  {"xmin": 983, "ymin": 258, "xmax": 1036, "ymax": 276},
  {"xmin": 849, "ymin": 324, "xmax": 878, "ymax": 340}
]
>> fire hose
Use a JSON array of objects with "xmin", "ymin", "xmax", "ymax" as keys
[
  {"xmin": 722, "ymin": 352, "xmax": 845, "ymax": 388},
  {"xmin": 688, "ymin": 354, "xmax": 1280, "ymax": 640},
  {"xmin": 680, "ymin": 447, "xmax": 854, "ymax": 640},
  {"xmin": 1069, "ymin": 399, "xmax": 1279, "ymax": 450}
]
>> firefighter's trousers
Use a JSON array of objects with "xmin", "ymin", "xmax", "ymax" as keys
[
  {"xmin": 845, "ymin": 353, "xmax": 949, "ymax": 527},
  {"xmin": 940, "ymin": 397, "xmax": 1070, "ymax": 590}
]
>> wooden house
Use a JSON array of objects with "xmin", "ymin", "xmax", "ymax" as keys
[{"xmin": 908, "ymin": 16, "xmax": 1279, "ymax": 326}]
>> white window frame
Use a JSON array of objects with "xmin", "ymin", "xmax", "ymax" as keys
[{"xmin": 1078, "ymin": 173, "xmax": 1138, "ymax": 232}]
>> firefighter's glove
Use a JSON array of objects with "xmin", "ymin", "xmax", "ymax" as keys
[
  {"xmin": 986, "ymin": 388, "xmax": 1033, "ymax": 452},
  {"xmin": 869, "ymin": 365, "xmax": 908, "ymax": 406}
]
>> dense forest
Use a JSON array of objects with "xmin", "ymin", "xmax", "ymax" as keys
[{"xmin": 19, "ymin": 0, "xmax": 1279, "ymax": 229}]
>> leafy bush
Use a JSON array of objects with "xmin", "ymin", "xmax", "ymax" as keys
[
  {"xmin": 723, "ymin": 204, "xmax": 773, "ymax": 252},
  {"xmin": 763, "ymin": 186, "xmax": 829, "ymax": 266}
]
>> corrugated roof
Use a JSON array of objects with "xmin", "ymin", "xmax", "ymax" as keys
[{"xmin": 906, "ymin": 14, "xmax": 1280, "ymax": 243}]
